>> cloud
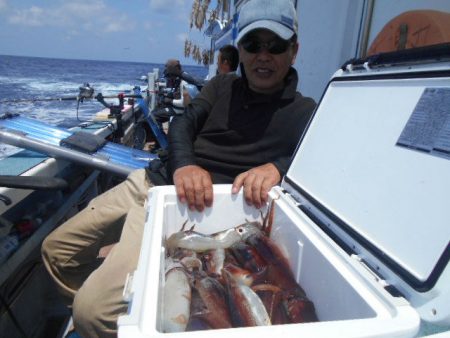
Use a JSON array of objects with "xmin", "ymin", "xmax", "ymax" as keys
[
  {"xmin": 104, "ymin": 15, "xmax": 132, "ymax": 33},
  {"xmin": 7, "ymin": 0, "xmax": 135, "ymax": 33},
  {"xmin": 63, "ymin": 29, "xmax": 81, "ymax": 41},
  {"xmin": 9, "ymin": 6, "xmax": 45, "ymax": 26},
  {"xmin": 143, "ymin": 22, "xmax": 153, "ymax": 30},
  {"xmin": 177, "ymin": 33, "xmax": 188, "ymax": 42},
  {"xmin": 0, "ymin": 0, "xmax": 7, "ymax": 11},
  {"xmin": 149, "ymin": 0, "xmax": 185, "ymax": 14}
]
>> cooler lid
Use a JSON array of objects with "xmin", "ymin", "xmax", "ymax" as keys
[{"xmin": 284, "ymin": 45, "xmax": 450, "ymax": 324}]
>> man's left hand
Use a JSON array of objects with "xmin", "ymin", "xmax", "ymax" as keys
[{"xmin": 232, "ymin": 163, "xmax": 281, "ymax": 209}]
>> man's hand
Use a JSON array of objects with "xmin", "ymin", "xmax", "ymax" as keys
[
  {"xmin": 163, "ymin": 97, "xmax": 173, "ymax": 105},
  {"xmin": 173, "ymin": 165, "xmax": 213, "ymax": 212},
  {"xmin": 232, "ymin": 163, "xmax": 281, "ymax": 209}
]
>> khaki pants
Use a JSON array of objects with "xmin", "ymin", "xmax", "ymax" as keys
[{"xmin": 42, "ymin": 169, "xmax": 152, "ymax": 338}]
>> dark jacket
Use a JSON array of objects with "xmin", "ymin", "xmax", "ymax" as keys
[{"xmin": 167, "ymin": 68, "xmax": 316, "ymax": 183}]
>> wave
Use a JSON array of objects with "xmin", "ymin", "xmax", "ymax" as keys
[{"xmin": 0, "ymin": 55, "xmax": 208, "ymax": 159}]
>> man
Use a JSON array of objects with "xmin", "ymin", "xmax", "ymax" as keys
[
  {"xmin": 41, "ymin": 0, "xmax": 315, "ymax": 337},
  {"xmin": 217, "ymin": 44, "xmax": 239, "ymax": 74},
  {"xmin": 169, "ymin": 0, "xmax": 315, "ymax": 211},
  {"xmin": 153, "ymin": 59, "xmax": 191, "ymax": 123}
]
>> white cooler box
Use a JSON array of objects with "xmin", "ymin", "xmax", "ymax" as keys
[{"xmin": 118, "ymin": 47, "xmax": 450, "ymax": 337}]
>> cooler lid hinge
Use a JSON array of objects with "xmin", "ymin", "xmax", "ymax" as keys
[
  {"xmin": 351, "ymin": 254, "xmax": 387, "ymax": 285},
  {"xmin": 297, "ymin": 202, "xmax": 356, "ymax": 256},
  {"xmin": 351, "ymin": 254, "xmax": 406, "ymax": 298},
  {"xmin": 281, "ymin": 189, "xmax": 302, "ymax": 208},
  {"xmin": 384, "ymin": 284, "xmax": 406, "ymax": 298}
]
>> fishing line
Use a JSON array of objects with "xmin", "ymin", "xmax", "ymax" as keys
[
  {"xmin": 1, "ymin": 83, "xmax": 142, "ymax": 139},
  {"xmin": 0, "ymin": 97, "xmax": 78, "ymax": 104}
]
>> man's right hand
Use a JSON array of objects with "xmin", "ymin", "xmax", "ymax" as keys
[
  {"xmin": 173, "ymin": 165, "xmax": 213, "ymax": 212},
  {"xmin": 163, "ymin": 97, "xmax": 173, "ymax": 105}
]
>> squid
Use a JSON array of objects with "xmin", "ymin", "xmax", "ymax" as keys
[
  {"xmin": 202, "ymin": 248, "xmax": 225, "ymax": 276},
  {"xmin": 192, "ymin": 272, "xmax": 232, "ymax": 329},
  {"xmin": 245, "ymin": 234, "xmax": 318, "ymax": 323},
  {"xmin": 223, "ymin": 269, "xmax": 271, "ymax": 327},
  {"xmin": 166, "ymin": 223, "xmax": 242, "ymax": 254},
  {"xmin": 252, "ymin": 284, "xmax": 288, "ymax": 325},
  {"xmin": 222, "ymin": 263, "xmax": 254, "ymax": 286},
  {"xmin": 185, "ymin": 288, "xmax": 212, "ymax": 331},
  {"xmin": 167, "ymin": 219, "xmax": 268, "ymax": 256},
  {"xmin": 163, "ymin": 258, "xmax": 191, "ymax": 332},
  {"xmin": 190, "ymin": 0, "xmax": 200, "ymax": 29},
  {"xmin": 230, "ymin": 241, "xmax": 267, "ymax": 273}
]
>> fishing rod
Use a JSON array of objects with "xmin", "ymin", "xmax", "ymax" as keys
[
  {"xmin": 0, "ymin": 83, "xmax": 94, "ymax": 104},
  {"xmin": 0, "ymin": 83, "xmax": 143, "ymax": 104},
  {"xmin": 0, "ymin": 83, "xmax": 147, "ymax": 134}
]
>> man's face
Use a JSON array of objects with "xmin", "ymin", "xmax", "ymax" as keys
[
  {"xmin": 217, "ymin": 53, "xmax": 228, "ymax": 75},
  {"xmin": 238, "ymin": 29, "xmax": 298, "ymax": 94}
]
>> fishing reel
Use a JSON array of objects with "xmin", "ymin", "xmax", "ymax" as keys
[
  {"xmin": 156, "ymin": 87, "xmax": 176, "ymax": 109},
  {"xmin": 78, "ymin": 83, "xmax": 94, "ymax": 102}
]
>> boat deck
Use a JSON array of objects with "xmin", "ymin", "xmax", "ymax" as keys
[{"xmin": 0, "ymin": 104, "xmax": 153, "ymax": 337}]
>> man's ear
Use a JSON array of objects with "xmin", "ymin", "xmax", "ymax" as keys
[{"xmin": 291, "ymin": 41, "xmax": 299, "ymax": 65}]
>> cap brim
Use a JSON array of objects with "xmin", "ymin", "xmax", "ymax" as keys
[{"xmin": 236, "ymin": 20, "xmax": 295, "ymax": 44}]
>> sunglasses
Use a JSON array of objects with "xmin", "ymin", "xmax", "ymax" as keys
[{"xmin": 240, "ymin": 37, "xmax": 293, "ymax": 54}]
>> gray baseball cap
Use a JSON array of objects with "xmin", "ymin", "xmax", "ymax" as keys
[{"xmin": 236, "ymin": 0, "xmax": 298, "ymax": 44}]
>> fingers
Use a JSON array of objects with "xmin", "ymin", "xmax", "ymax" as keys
[
  {"xmin": 232, "ymin": 172, "xmax": 247, "ymax": 194},
  {"xmin": 202, "ymin": 175, "xmax": 214, "ymax": 208},
  {"xmin": 232, "ymin": 163, "xmax": 281, "ymax": 209},
  {"xmin": 190, "ymin": 174, "xmax": 213, "ymax": 211},
  {"xmin": 259, "ymin": 178, "xmax": 273, "ymax": 205},
  {"xmin": 233, "ymin": 170, "xmax": 266, "ymax": 208},
  {"xmin": 174, "ymin": 163, "xmax": 280, "ymax": 212},
  {"xmin": 173, "ymin": 165, "xmax": 213, "ymax": 212},
  {"xmin": 174, "ymin": 178, "xmax": 187, "ymax": 204},
  {"xmin": 243, "ymin": 172, "xmax": 266, "ymax": 209}
]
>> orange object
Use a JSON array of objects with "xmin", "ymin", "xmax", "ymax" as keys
[{"xmin": 367, "ymin": 10, "xmax": 450, "ymax": 55}]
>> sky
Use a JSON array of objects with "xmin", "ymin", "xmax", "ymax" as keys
[{"xmin": 0, "ymin": 0, "xmax": 211, "ymax": 65}]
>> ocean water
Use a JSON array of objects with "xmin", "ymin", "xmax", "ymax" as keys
[{"xmin": 0, "ymin": 54, "xmax": 207, "ymax": 157}]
